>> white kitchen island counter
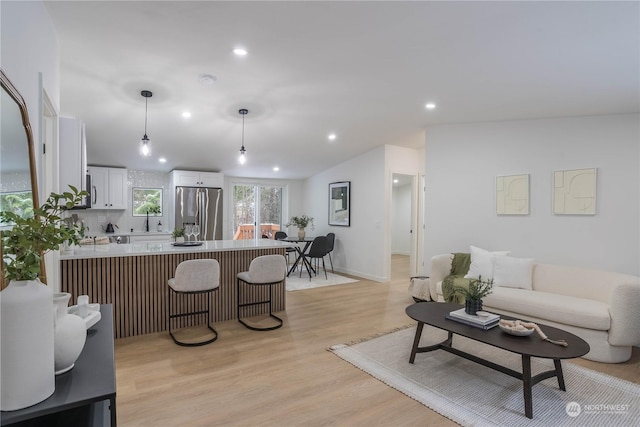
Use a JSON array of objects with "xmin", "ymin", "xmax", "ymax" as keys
[
  {"xmin": 60, "ymin": 239, "xmax": 292, "ymax": 260},
  {"xmin": 60, "ymin": 240, "xmax": 290, "ymax": 338}
]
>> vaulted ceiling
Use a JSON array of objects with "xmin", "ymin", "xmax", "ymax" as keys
[{"xmin": 44, "ymin": 1, "xmax": 639, "ymax": 179}]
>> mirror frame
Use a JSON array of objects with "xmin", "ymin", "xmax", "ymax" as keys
[{"xmin": 1, "ymin": 69, "xmax": 43, "ymax": 285}]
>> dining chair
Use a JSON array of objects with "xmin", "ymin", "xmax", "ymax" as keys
[
  {"xmin": 325, "ymin": 232, "xmax": 335, "ymax": 273},
  {"xmin": 275, "ymin": 231, "xmax": 296, "ymax": 265},
  {"xmin": 302, "ymin": 236, "xmax": 329, "ymax": 281},
  {"xmin": 167, "ymin": 259, "xmax": 220, "ymax": 346},
  {"xmin": 237, "ymin": 254, "xmax": 287, "ymax": 331}
]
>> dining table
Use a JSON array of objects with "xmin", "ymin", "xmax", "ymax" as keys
[{"xmin": 282, "ymin": 236, "xmax": 316, "ymax": 278}]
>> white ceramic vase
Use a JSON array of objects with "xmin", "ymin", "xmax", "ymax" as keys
[
  {"xmin": 53, "ymin": 292, "xmax": 86, "ymax": 375},
  {"xmin": 0, "ymin": 279, "xmax": 55, "ymax": 411},
  {"xmin": 298, "ymin": 228, "xmax": 306, "ymax": 239}
]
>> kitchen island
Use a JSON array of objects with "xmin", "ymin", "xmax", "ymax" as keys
[{"xmin": 60, "ymin": 240, "xmax": 291, "ymax": 338}]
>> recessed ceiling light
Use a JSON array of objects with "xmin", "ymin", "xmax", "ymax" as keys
[
  {"xmin": 393, "ymin": 179, "xmax": 399, "ymax": 184},
  {"xmin": 425, "ymin": 102, "xmax": 436, "ymax": 110},
  {"xmin": 182, "ymin": 111, "xmax": 191, "ymax": 118},
  {"xmin": 233, "ymin": 48, "xmax": 248, "ymax": 56},
  {"xmin": 159, "ymin": 158, "xmax": 167, "ymax": 163},
  {"xmin": 328, "ymin": 133, "xmax": 337, "ymax": 141},
  {"xmin": 273, "ymin": 166, "xmax": 280, "ymax": 172}
]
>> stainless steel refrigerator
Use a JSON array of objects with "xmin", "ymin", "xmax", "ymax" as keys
[{"xmin": 174, "ymin": 186, "xmax": 223, "ymax": 240}]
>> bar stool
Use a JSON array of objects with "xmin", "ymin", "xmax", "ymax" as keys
[
  {"xmin": 237, "ymin": 254, "xmax": 287, "ymax": 331},
  {"xmin": 168, "ymin": 259, "xmax": 220, "ymax": 346}
]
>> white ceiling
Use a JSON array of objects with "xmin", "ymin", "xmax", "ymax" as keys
[{"xmin": 44, "ymin": 1, "xmax": 639, "ymax": 180}]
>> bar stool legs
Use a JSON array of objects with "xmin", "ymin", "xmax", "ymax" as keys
[
  {"xmin": 168, "ymin": 288, "xmax": 219, "ymax": 346},
  {"xmin": 237, "ymin": 279, "xmax": 283, "ymax": 331}
]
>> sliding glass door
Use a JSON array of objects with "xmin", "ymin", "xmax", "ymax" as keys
[{"xmin": 233, "ymin": 184, "xmax": 283, "ymax": 239}]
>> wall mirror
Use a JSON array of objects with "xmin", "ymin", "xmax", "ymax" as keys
[
  {"xmin": 329, "ymin": 181, "xmax": 350, "ymax": 226},
  {"xmin": 132, "ymin": 187, "xmax": 163, "ymax": 216},
  {"xmin": 1, "ymin": 69, "xmax": 42, "ymax": 283}
]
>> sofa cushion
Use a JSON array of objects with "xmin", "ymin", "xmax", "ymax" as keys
[
  {"xmin": 493, "ymin": 255, "xmax": 534, "ymax": 290},
  {"xmin": 483, "ymin": 287, "xmax": 610, "ymax": 331},
  {"xmin": 464, "ymin": 245, "xmax": 510, "ymax": 280}
]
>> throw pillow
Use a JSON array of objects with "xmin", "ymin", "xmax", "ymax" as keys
[
  {"xmin": 493, "ymin": 255, "xmax": 535, "ymax": 290},
  {"xmin": 464, "ymin": 245, "xmax": 510, "ymax": 280}
]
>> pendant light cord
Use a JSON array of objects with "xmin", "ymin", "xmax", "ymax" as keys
[{"xmin": 144, "ymin": 97, "xmax": 148, "ymax": 136}]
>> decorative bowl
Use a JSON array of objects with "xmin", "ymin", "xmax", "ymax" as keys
[{"xmin": 499, "ymin": 323, "xmax": 535, "ymax": 336}]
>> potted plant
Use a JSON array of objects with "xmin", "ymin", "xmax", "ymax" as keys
[
  {"xmin": 172, "ymin": 227, "xmax": 185, "ymax": 243},
  {"xmin": 0, "ymin": 185, "xmax": 87, "ymax": 410},
  {"xmin": 452, "ymin": 276, "xmax": 494, "ymax": 315},
  {"xmin": 286, "ymin": 214, "xmax": 314, "ymax": 239}
]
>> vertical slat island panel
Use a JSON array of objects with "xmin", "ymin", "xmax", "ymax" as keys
[{"xmin": 60, "ymin": 243, "xmax": 287, "ymax": 338}]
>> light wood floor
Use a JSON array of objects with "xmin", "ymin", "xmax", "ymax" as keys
[{"xmin": 114, "ymin": 255, "xmax": 639, "ymax": 426}]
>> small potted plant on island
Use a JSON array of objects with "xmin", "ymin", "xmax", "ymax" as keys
[
  {"xmin": 172, "ymin": 227, "xmax": 185, "ymax": 243},
  {"xmin": 452, "ymin": 276, "xmax": 494, "ymax": 315},
  {"xmin": 286, "ymin": 214, "xmax": 314, "ymax": 239}
]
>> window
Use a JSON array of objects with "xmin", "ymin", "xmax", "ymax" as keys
[
  {"xmin": 0, "ymin": 191, "xmax": 33, "ymax": 225},
  {"xmin": 132, "ymin": 188, "xmax": 163, "ymax": 216},
  {"xmin": 232, "ymin": 184, "xmax": 283, "ymax": 239}
]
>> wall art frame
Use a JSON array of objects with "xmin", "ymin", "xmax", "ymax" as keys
[
  {"xmin": 553, "ymin": 168, "xmax": 597, "ymax": 215},
  {"xmin": 328, "ymin": 181, "xmax": 350, "ymax": 226},
  {"xmin": 496, "ymin": 174, "xmax": 530, "ymax": 215}
]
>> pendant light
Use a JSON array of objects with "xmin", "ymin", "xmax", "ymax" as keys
[
  {"xmin": 238, "ymin": 108, "xmax": 248, "ymax": 164},
  {"xmin": 139, "ymin": 90, "xmax": 152, "ymax": 156}
]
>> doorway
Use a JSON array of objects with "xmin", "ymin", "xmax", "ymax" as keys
[
  {"xmin": 232, "ymin": 183, "xmax": 284, "ymax": 239},
  {"xmin": 391, "ymin": 173, "xmax": 420, "ymax": 278}
]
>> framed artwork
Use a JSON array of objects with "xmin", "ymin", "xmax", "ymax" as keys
[
  {"xmin": 496, "ymin": 174, "xmax": 529, "ymax": 215},
  {"xmin": 329, "ymin": 181, "xmax": 350, "ymax": 226},
  {"xmin": 553, "ymin": 168, "xmax": 597, "ymax": 215}
]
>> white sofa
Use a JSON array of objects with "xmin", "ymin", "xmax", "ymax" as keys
[{"xmin": 417, "ymin": 254, "xmax": 640, "ymax": 363}]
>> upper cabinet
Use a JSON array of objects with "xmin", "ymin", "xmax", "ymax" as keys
[
  {"xmin": 88, "ymin": 166, "xmax": 128, "ymax": 210},
  {"xmin": 170, "ymin": 170, "xmax": 223, "ymax": 188},
  {"xmin": 59, "ymin": 117, "xmax": 89, "ymax": 206}
]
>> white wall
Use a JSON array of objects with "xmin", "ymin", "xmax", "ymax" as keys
[
  {"xmin": 304, "ymin": 147, "xmax": 386, "ymax": 281},
  {"xmin": 303, "ymin": 145, "xmax": 424, "ymax": 281},
  {"xmin": 391, "ymin": 183, "xmax": 411, "ymax": 255},
  {"xmin": 424, "ymin": 114, "xmax": 640, "ymax": 276},
  {"xmin": 1, "ymin": 0, "xmax": 60, "ymax": 203},
  {"xmin": 1, "ymin": 1, "xmax": 60, "ymax": 288}
]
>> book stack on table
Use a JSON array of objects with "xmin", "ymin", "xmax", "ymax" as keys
[{"xmin": 445, "ymin": 308, "xmax": 500, "ymax": 330}]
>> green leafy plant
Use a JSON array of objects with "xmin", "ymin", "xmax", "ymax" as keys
[
  {"xmin": 286, "ymin": 214, "xmax": 314, "ymax": 230},
  {"xmin": 452, "ymin": 276, "xmax": 494, "ymax": 301},
  {"xmin": 0, "ymin": 186, "xmax": 87, "ymax": 281},
  {"xmin": 172, "ymin": 227, "xmax": 185, "ymax": 238}
]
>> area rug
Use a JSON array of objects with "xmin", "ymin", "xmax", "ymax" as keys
[
  {"xmin": 329, "ymin": 326, "xmax": 640, "ymax": 427},
  {"xmin": 285, "ymin": 271, "xmax": 358, "ymax": 291}
]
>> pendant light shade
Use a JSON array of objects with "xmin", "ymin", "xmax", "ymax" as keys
[
  {"xmin": 139, "ymin": 90, "xmax": 152, "ymax": 156},
  {"xmin": 238, "ymin": 108, "xmax": 248, "ymax": 164}
]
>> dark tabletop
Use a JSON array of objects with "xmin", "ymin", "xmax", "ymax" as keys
[
  {"xmin": 406, "ymin": 302, "xmax": 590, "ymax": 360},
  {"xmin": 1, "ymin": 305, "xmax": 115, "ymax": 425}
]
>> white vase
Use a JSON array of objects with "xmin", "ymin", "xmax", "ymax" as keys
[
  {"xmin": 53, "ymin": 292, "xmax": 86, "ymax": 375},
  {"xmin": 0, "ymin": 279, "xmax": 55, "ymax": 411},
  {"xmin": 298, "ymin": 228, "xmax": 306, "ymax": 239}
]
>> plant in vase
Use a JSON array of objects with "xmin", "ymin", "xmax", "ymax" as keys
[
  {"xmin": 286, "ymin": 214, "xmax": 314, "ymax": 239},
  {"xmin": 172, "ymin": 227, "xmax": 185, "ymax": 243},
  {"xmin": 452, "ymin": 276, "xmax": 494, "ymax": 316},
  {"xmin": 0, "ymin": 185, "xmax": 87, "ymax": 410}
]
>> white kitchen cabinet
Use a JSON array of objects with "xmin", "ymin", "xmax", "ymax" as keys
[
  {"xmin": 88, "ymin": 166, "xmax": 128, "ymax": 210},
  {"xmin": 170, "ymin": 170, "xmax": 223, "ymax": 188},
  {"xmin": 59, "ymin": 117, "xmax": 88, "ymax": 206}
]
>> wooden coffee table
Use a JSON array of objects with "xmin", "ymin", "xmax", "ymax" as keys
[{"xmin": 405, "ymin": 302, "xmax": 590, "ymax": 419}]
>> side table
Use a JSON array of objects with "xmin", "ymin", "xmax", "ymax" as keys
[{"xmin": 1, "ymin": 305, "xmax": 116, "ymax": 426}]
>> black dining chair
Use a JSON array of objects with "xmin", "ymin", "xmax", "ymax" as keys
[
  {"xmin": 275, "ymin": 231, "xmax": 296, "ymax": 265},
  {"xmin": 325, "ymin": 232, "xmax": 335, "ymax": 273},
  {"xmin": 302, "ymin": 236, "xmax": 329, "ymax": 280}
]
